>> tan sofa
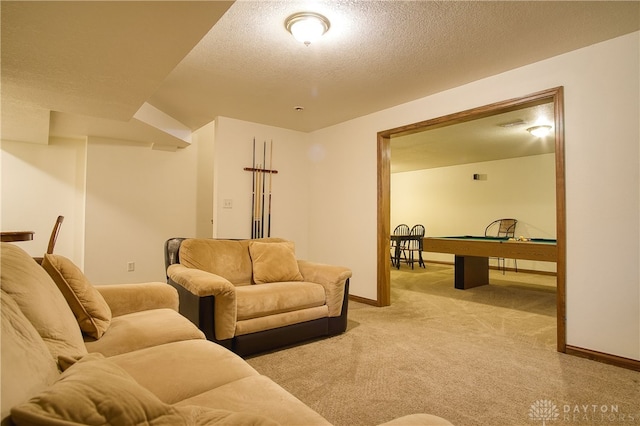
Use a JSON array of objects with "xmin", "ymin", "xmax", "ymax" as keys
[
  {"xmin": 1, "ymin": 242, "xmax": 453, "ymax": 426},
  {"xmin": 165, "ymin": 237, "xmax": 352, "ymax": 356}
]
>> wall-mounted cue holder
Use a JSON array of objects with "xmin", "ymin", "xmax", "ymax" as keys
[
  {"xmin": 243, "ymin": 167, "xmax": 279, "ymax": 174},
  {"xmin": 246, "ymin": 139, "xmax": 278, "ymax": 239}
]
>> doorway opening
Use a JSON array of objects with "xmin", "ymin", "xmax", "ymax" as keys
[{"xmin": 376, "ymin": 87, "xmax": 566, "ymax": 352}]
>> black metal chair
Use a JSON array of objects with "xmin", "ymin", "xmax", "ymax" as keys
[
  {"xmin": 390, "ymin": 224, "xmax": 410, "ymax": 268},
  {"xmin": 485, "ymin": 218, "xmax": 517, "ymax": 273},
  {"xmin": 403, "ymin": 224, "xmax": 426, "ymax": 269}
]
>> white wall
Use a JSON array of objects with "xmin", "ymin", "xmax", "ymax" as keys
[
  {"xmin": 307, "ymin": 32, "xmax": 640, "ymax": 360},
  {"xmin": 1, "ymin": 137, "xmax": 86, "ymax": 265},
  {"xmin": 193, "ymin": 121, "xmax": 215, "ymax": 238},
  {"xmin": 307, "ymin": 118, "xmax": 380, "ymax": 292},
  {"xmin": 212, "ymin": 117, "xmax": 311, "ymax": 258},
  {"xmin": 392, "ymin": 153, "xmax": 557, "ymax": 272},
  {"xmin": 83, "ymin": 138, "xmax": 198, "ymax": 284}
]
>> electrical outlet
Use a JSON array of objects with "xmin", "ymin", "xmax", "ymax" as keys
[
  {"xmin": 127, "ymin": 262, "xmax": 135, "ymax": 272},
  {"xmin": 223, "ymin": 199, "xmax": 233, "ymax": 209}
]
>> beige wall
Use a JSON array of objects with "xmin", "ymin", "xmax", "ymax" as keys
[
  {"xmin": 307, "ymin": 32, "xmax": 639, "ymax": 360},
  {"xmin": 392, "ymin": 153, "xmax": 557, "ymax": 272},
  {"xmin": 211, "ymin": 117, "xmax": 311, "ymax": 258},
  {"xmin": 193, "ymin": 121, "xmax": 215, "ymax": 238},
  {"xmin": 1, "ymin": 32, "xmax": 638, "ymax": 360},
  {"xmin": 0, "ymin": 137, "xmax": 86, "ymax": 265},
  {"xmin": 83, "ymin": 137, "xmax": 198, "ymax": 284}
]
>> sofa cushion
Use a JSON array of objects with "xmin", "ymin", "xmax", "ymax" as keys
[
  {"xmin": 176, "ymin": 375, "xmax": 331, "ymax": 426},
  {"xmin": 10, "ymin": 353, "xmax": 279, "ymax": 426},
  {"xmin": 180, "ymin": 239, "xmax": 254, "ymax": 285},
  {"xmin": 179, "ymin": 238, "xmax": 289, "ymax": 285},
  {"xmin": 235, "ymin": 281, "xmax": 326, "ymax": 321},
  {"xmin": 378, "ymin": 414, "xmax": 454, "ymax": 425},
  {"xmin": 11, "ymin": 353, "xmax": 169, "ymax": 425},
  {"xmin": 0, "ymin": 243, "xmax": 87, "ymax": 361},
  {"xmin": 109, "ymin": 339, "xmax": 260, "ymax": 404},
  {"xmin": 235, "ymin": 305, "xmax": 328, "ymax": 336},
  {"xmin": 248, "ymin": 241, "xmax": 303, "ymax": 284},
  {"xmin": 84, "ymin": 308, "xmax": 205, "ymax": 357},
  {"xmin": 176, "ymin": 407, "xmax": 280, "ymax": 425},
  {"xmin": 41, "ymin": 253, "xmax": 112, "ymax": 339},
  {"xmin": 1, "ymin": 290, "xmax": 60, "ymax": 424}
]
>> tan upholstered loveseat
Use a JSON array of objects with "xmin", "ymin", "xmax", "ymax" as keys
[
  {"xmin": 1, "ymin": 242, "xmax": 453, "ymax": 426},
  {"xmin": 165, "ymin": 237, "xmax": 352, "ymax": 356}
]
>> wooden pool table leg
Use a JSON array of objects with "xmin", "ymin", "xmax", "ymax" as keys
[{"xmin": 454, "ymin": 255, "xmax": 489, "ymax": 289}]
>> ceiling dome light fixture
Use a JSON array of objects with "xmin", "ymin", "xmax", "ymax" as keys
[
  {"xmin": 527, "ymin": 125, "xmax": 553, "ymax": 137},
  {"xmin": 285, "ymin": 12, "xmax": 330, "ymax": 46}
]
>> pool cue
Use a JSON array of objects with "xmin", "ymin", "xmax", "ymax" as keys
[
  {"xmin": 260, "ymin": 142, "xmax": 266, "ymax": 237},
  {"xmin": 255, "ymin": 163, "xmax": 262, "ymax": 238},
  {"xmin": 251, "ymin": 138, "xmax": 256, "ymax": 238},
  {"xmin": 267, "ymin": 140, "xmax": 273, "ymax": 237}
]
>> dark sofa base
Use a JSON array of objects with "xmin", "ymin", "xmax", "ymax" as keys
[
  {"xmin": 234, "ymin": 318, "xmax": 328, "ymax": 356},
  {"xmin": 168, "ymin": 276, "xmax": 350, "ymax": 357}
]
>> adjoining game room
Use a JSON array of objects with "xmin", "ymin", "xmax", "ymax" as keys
[{"xmin": 388, "ymin": 93, "xmax": 559, "ymax": 350}]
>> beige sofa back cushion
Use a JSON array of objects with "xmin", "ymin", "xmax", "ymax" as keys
[
  {"xmin": 179, "ymin": 238, "xmax": 287, "ymax": 285},
  {"xmin": 11, "ymin": 352, "xmax": 280, "ymax": 426},
  {"xmin": 1, "ymin": 290, "xmax": 60, "ymax": 423},
  {"xmin": 0, "ymin": 243, "xmax": 87, "ymax": 361},
  {"xmin": 248, "ymin": 241, "xmax": 303, "ymax": 284}
]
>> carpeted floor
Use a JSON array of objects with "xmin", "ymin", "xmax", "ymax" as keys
[{"xmin": 246, "ymin": 264, "xmax": 640, "ymax": 426}]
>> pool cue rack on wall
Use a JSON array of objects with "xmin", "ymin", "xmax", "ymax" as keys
[{"xmin": 244, "ymin": 139, "xmax": 278, "ymax": 238}]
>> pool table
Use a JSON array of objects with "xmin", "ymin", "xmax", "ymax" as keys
[{"xmin": 422, "ymin": 236, "xmax": 557, "ymax": 290}]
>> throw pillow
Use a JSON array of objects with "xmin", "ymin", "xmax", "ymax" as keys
[
  {"xmin": 42, "ymin": 254, "xmax": 112, "ymax": 339},
  {"xmin": 248, "ymin": 241, "xmax": 303, "ymax": 284},
  {"xmin": 11, "ymin": 353, "xmax": 281, "ymax": 426}
]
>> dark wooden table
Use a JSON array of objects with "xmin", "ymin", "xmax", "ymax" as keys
[{"xmin": 1, "ymin": 231, "xmax": 35, "ymax": 242}]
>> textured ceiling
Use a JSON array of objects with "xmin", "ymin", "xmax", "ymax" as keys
[
  {"xmin": 149, "ymin": 0, "xmax": 639, "ymax": 132},
  {"xmin": 0, "ymin": 1, "xmax": 234, "ymax": 146},
  {"xmin": 1, "ymin": 1, "xmax": 638, "ymax": 153},
  {"xmin": 391, "ymin": 101, "xmax": 556, "ymax": 173}
]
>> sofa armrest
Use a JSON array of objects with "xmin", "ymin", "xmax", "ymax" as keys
[
  {"xmin": 167, "ymin": 264, "xmax": 237, "ymax": 340},
  {"xmin": 297, "ymin": 260, "xmax": 352, "ymax": 317},
  {"xmin": 96, "ymin": 282, "xmax": 178, "ymax": 317},
  {"xmin": 167, "ymin": 264, "xmax": 236, "ymax": 297}
]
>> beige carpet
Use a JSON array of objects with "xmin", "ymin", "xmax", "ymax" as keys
[{"xmin": 247, "ymin": 264, "xmax": 640, "ymax": 426}]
